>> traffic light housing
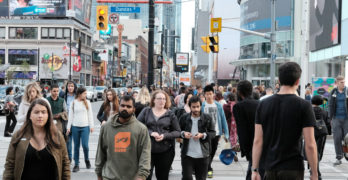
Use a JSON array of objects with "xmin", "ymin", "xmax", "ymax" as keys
[
  {"xmin": 209, "ymin": 36, "xmax": 219, "ymax": 53},
  {"xmin": 97, "ymin": 6, "xmax": 108, "ymax": 30},
  {"xmin": 201, "ymin": 36, "xmax": 211, "ymax": 53},
  {"xmin": 157, "ymin": 55, "xmax": 163, "ymax": 68}
]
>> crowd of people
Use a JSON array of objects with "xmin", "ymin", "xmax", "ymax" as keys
[{"xmin": 2, "ymin": 61, "xmax": 348, "ymax": 180}]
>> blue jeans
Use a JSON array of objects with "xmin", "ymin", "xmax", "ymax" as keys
[
  {"xmin": 66, "ymin": 133, "xmax": 73, "ymax": 161},
  {"xmin": 71, "ymin": 126, "xmax": 90, "ymax": 166}
]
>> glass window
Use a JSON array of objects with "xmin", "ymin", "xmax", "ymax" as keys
[
  {"xmin": 86, "ymin": 74, "xmax": 91, "ymax": 86},
  {"xmin": 80, "ymin": 73, "xmax": 85, "ymax": 85},
  {"xmin": 8, "ymin": 49, "xmax": 38, "ymax": 65},
  {"xmin": 49, "ymin": 28, "xmax": 55, "ymax": 38},
  {"xmin": 9, "ymin": 27, "xmax": 37, "ymax": 39},
  {"xmin": 74, "ymin": 29, "xmax": 79, "ymax": 41},
  {"xmin": 86, "ymin": 55, "xmax": 91, "ymax": 70},
  {"xmin": 87, "ymin": 36, "xmax": 91, "ymax": 46},
  {"xmin": 0, "ymin": 49, "xmax": 5, "ymax": 64},
  {"xmin": 64, "ymin": 28, "xmax": 70, "ymax": 39},
  {"xmin": 81, "ymin": 54, "xmax": 85, "ymax": 70},
  {"xmin": 23, "ymin": 28, "xmax": 37, "ymax": 39},
  {"xmin": 56, "ymin": 28, "xmax": 63, "ymax": 39},
  {"xmin": 42, "ymin": 28, "xmax": 48, "ymax": 39},
  {"xmin": 81, "ymin": 33, "xmax": 86, "ymax": 44},
  {"xmin": 0, "ymin": 28, "xmax": 5, "ymax": 39},
  {"xmin": 9, "ymin": 28, "xmax": 16, "ymax": 38}
]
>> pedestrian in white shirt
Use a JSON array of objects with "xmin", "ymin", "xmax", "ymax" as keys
[{"xmin": 67, "ymin": 86, "xmax": 94, "ymax": 173}]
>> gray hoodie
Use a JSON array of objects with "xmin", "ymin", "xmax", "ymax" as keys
[{"xmin": 95, "ymin": 114, "xmax": 151, "ymax": 180}]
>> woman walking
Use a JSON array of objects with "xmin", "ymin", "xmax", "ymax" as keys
[
  {"xmin": 4, "ymin": 87, "xmax": 17, "ymax": 137},
  {"xmin": 97, "ymin": 89, "xmax": 119, "ymax": 125},
  {"xmin": 138, "ymin": 90, "xmax": 181, "ymax": 180},
  {"xmin": 17, "ymin": 82, "xmax": 49, "ymax": 123},
  {"xmin": 67, "ymin": 86, "xmax": 94, "ymax": 172},
  {"xmin": 134, "ymin": 86, "xmax": 151, "ymax": 117},
  {"xmin": 64, "ymin": 81, "xmax": 77, "ymax": 162},
  {"xmin": 3, "ymin": 99, "xmax": 70, "ymax": 180}
]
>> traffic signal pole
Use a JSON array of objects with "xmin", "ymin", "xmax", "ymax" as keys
[{"xmin": 148, "ymin": 0, "xmax": 155, "ymax": 89}]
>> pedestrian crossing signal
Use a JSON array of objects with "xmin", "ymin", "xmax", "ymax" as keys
[{"xmin": 97, "ymin": 6, "xmax": 108, "ymax": 30}]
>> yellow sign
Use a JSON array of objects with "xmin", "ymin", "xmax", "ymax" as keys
[
  {"xmin": 122, "ymin": 68, "xmax": 127, "ymax": 76},
  {"xmin": 201, "ymin": 36, "xmax": 211, "ymax": 53},
  {"xmin": 211, "ymin": 18, "xmax": 222, "ymax": 33}
]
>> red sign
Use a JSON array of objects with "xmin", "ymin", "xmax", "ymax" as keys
[
  {"xmin": 97, "ymin": 0, "xmax": 173, "ymax": 3},
  {"xmin": 109, "ymin": 13, "xmax": 119, "ymax": 24}
]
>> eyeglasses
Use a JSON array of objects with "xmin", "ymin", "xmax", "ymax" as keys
[{"xmin": 155, "ymin": 98, "xmax": 166, "ymax": 101}]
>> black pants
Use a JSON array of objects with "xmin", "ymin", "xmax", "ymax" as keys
[
  {"xmin": 4, "ymin": 112, "xmax": 17, "ymax": 135},
  {"xmin": 147, "ymin": 148, "xmax": 175, "ymax": 180},
  {"xmin": 208, "ymin": 135, "xmax": 220, "ymax": 171},
  {"xmin": 264, "ymin": 170, "xmax": 304, "ymax": 180},
  {"xmin": 181, "ymin": 155, "xmax": 209, "ymax": 180}
]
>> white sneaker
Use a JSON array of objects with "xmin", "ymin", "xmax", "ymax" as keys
[{"xmin": 333, "ymin": 159, "xmax": 342, "ymax": 166}]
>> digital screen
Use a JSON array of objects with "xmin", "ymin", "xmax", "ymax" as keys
[
  {"xmin": 309, "ymin": 0, "xmax": 341, "ymax": 51},
  {"xmin": 69, "ymin": 0, "xmax": 91, "ymax": 25},
  {"xmin": 0, "ymin": 0, "xmax": 9, "ymax": 16},
  {"xmin": 9, "ymin": 0, "xmax": 66, "ymax": 16}
]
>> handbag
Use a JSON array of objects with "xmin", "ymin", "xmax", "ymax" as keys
[{"xmin": 314, "ymin": 114, "xmax": 328, "ymax": 137}]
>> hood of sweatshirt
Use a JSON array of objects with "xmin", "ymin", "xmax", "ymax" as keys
[{"xmin": 110, "ymin": 113, "xmax": 137, "ymax": 127}]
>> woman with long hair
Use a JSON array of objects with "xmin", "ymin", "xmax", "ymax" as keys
[
  {"xmin": 215, "ymin": 91, "xmax": 227, "ymax": 105},
  {"xmin": 134, "ymin": 86, "xmax": 151, "ymax": 117},
  {"xmin": 4, "ymin": 87, "xmax": 17, "ymax": 137},
  {"xmin": 97, "ymin": 89, "xmax": 119, "ymax": 125},
  {"xmin": 137, "ymin": 90, "xmax": 180, "ymax": 180},
  {"xmin": 223, "ymin": 93, "xmax": 239, "ymax": 161},
  {"xmin": 64, "ymin": 81, "xmax": 77, "ymax": 162},
  {"xmin": 17, "ymin": 82, "xmax": 50, "ymax": 123},
  {"xmin": 3, "ymin": 99, "xmax": 70, "ymax": 180},
  {"xmin": 67, "ymin": 86, "xmax": 94, "ymax": 173}
]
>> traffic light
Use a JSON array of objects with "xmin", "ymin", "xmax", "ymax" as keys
[
  {"xmin": 157, "ymin": 55, "xmax": 163, "ymax": 68},
  {"xmin": 201, "ymin": 36, "xmax": 211, "ymax": 53},
  {"xmin": 209, "ymin": 36, "xmax": 219, "ymax": 53},
  {"xmin": 97, "ymin": 6, "xmax": 108, "ymax": 30}
]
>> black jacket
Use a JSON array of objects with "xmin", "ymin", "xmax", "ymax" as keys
[
  {"xmin": 233, "ymin": 98, "xmax": 259, "ymax": 161},
  {"xmin": 137, "ymin": 107, "xmax": 181, "ymax": 153},
  {"xmin": 179, "ymin": 113, "xmax": 216, "ymax": 158},
  {"xmin": 134, "ymin": 102, "xmax": 148, "ymax": 118},
  {"xmin": 328, "ymin": 87, "xmax": 348, "ymax": 119}
]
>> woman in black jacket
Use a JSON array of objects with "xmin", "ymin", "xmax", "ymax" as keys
[
  {"xmin": 97, "ymin": 89, "xmax": 119, "ymax": 124},
  {"xmin": 137, "ymin": 90, "xmax": 181, "ymax": 180}
]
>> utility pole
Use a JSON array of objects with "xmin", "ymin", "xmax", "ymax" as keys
[
  {"xmin": 69, "ymin": 28, "xmax": 72, "ymax": 81},
  {"xmin": 148, "ymin": 0, "xmax": 155, "ymax": 89},
  {"xmin": 270, "ymin": 0, "xmax": 276, "ymax": 89},
  {"xmin": 160, "ymin": 25, "xmax": 165, "ymax": 89}
]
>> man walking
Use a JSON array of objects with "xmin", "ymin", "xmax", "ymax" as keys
[
  {"xmin": 179, "ymin": 96, "xmax": 216, "ymax": 180},
  {"xmin": 47, "ymin": 84, "xmax": 68, "ymax": 137},
  {"xmin": 202, "ymin": 85, "xmax": 229, "ymax": 178},
  {"xmin": 95, "ymin": 95, "xmax": 151, "ymax": 180},
  {"xmin": 233, "ymin": 80, "xmax": 263, "ymax": 179},
  {"xmin": 252, "ymin": 62, "xmax": 318, "ymax": 180},
  {"xmin": 328, "ymin": 75, "xmax": 348, "ymax": 166}
]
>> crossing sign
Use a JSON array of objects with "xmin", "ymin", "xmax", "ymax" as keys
[
  {"xmin": 109, "ymin": 13, "xmax": 119, "ymax": 24},
  {"xmin": 211, "ymin": 18, "xmax": 222, "ymax": 33}
]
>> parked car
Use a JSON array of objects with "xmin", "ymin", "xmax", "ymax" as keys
[
  {"xmin": 95, "ymin": 86, "xmax": 107, "ymax": 100},
  {"xmin": 86, "ymin": 86, "xmax": 98, "ymax": 102}
]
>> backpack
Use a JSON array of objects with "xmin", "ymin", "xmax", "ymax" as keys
[
  {"xmin": 314, "ymin": 112, "xmax": 328, "ymax": 138},
  {"xmin": 177, "ymin": 95, "xmax": 185, "ymax": 108}
]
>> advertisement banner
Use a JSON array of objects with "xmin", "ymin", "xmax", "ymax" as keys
[
  {"xmin": 0, "ymin": 0, "xmax": 9, "ymax": 16},
  {"xmin": 309, "ymin": 0, "xmax": 341, "ymax": 51},
  {"xmin": 312, "ymin": 77, "xmax": 335, "ymax": 109},
  {"xmin": 40, "ymin": 47, "xmax": 69, "ymax": 79},
  {"xmin": 8, "ymin": 0, "xmax": 66, "ymax": 16},
  {"xmin": 175, "ymin": 52, "xmax": 189, "ymax": 73},
  {"xmin": 68, "ymin": 0, "xmax": 92, "ymax": 25}
]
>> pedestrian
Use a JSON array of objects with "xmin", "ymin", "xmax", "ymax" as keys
[
  {"xmin": 137, "ymin": 90, "xmax": 181, "ymax": 180},
  {"xmin": 64, "ymin": 81, "xmax": 77, "ymax": 162},
  {"xmin": 223, "ymin": 86, "xmax": 232, "ymax": 101},
  {"xmin": 201, "ymin": 85, "xmax": 229, "ymax": 178},
  {"xmin": 218, "ymin": 86, "xmax": 224, "ymax": 94},
  {"xmin": 252, "ymin": 62, "xmax": 318, "ymax": 180},
  {"xmin": 125, "ymin": 86, "xmax": 133, "ymax": 96},
  {"xmin": 97, "ymin": 89, "xmax": 119, "ymax": 125},
  {"xmin": 305, "ymin": 88, "xmax": 312, "ymax": 102},
  {"xmin": 174, "ymin": 92, "xmax": 194, "ymax": 142},
  {"xmin": 67, "ymin": 86, "xmax": 94, "ymax": 172},
  {"xmin": 175, "ymin": 86, "xmax": 187, "ymax": 108},
  {"xmin": 179, "ymin": 96, "xmax": 216, "ymax": 180},
  {"xmin": 47, "ymin": 84, "xmax": 68, "ymax": 139},
  {"xmin": 223, "ymin": 93, "xmax": 239, "ymax": 153},
  {"xmin": 311, "ymin": 95, "xmax": 330, "ymax": 180},
  {"xmin": 259, "ymin": 88, "xmax": 273, "ymax": 101},
  {"xmin": 132, "ymin": 91, "xmax": 139, "ymax": 99},
  {"xmin": 233, "ymin": 80, "xmax": 263, "ymax": 179},
  {"xmin": 328, "ymin": 75, "xmax": 348, "ymax": 166},
  {"xmin": 59, "ymin": 85, "xmax": 66, "ymax": 98},
  {"xmin": 215, "ymin": 91, "xmax": 227, "ymax": 105},
  {"xmin": 3, "ymin": 98, "xmax": 70, "ymax": 180},
  {"xmin": 198, "ymin": 93, "xmax": 205, "ymax": 103},
  {"xmin": 134, "ymin": 86, "xmax": 151, "ymax": 117},
  {"xmin": 4, "ymin": 86, "xmax": 17, "ymax": 137},
  {"xmin": 17, "ymin": 82, "xmax": 50, "ymax": 123},
  {"xmin": 95, "ymin": 95, "xmax": 151, "ymax": 180}
]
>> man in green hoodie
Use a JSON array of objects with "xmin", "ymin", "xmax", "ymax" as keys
[{"xmin": 95, "ymin": 95, "xmax": 151, "ymax": 180}]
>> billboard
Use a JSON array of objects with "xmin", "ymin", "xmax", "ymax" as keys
[
  {"xmin": 309, "ymin": 0, "xmax": 341, "ymax": 51},
  {"xmin": 68, "ymin": 0, "xmax": 92, "ymax": 25},
  {"xmin": 8, "ymin": 0, "xmax": 66, "ymax": 16},
  {"xmin": 240, "ymin": 0, "xmax": 292, "ymax": 36},
  {"xmin": 0, "ymin": 0, "xmax": 9, "ymax": 16},
  {"xmin": 175, "ymin": 52, "xmax": 189, "ymax": 72}
]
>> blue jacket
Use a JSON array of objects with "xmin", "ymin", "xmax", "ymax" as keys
[{"xmin": 201, "ymin": 101, "xmax": 229, "ymax": 139}]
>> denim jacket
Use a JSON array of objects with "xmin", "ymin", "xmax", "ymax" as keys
[{"xmin": 201, "ymin": 101, "xmax": 229, "ymax": 139}]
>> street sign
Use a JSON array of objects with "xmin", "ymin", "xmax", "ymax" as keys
[
  {"xmin": 111, "ymin": 7, "xmax": 141, "ymax": 13},
  {"xmin": 211, "ymin": 17, "xmax": 222, "ymax": 33},
  {"xmin": 109, "ymin": 13, "xmax": 119, "ymax": 24}
]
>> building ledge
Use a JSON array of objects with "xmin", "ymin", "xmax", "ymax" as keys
[{"xmin": 229, "ymin": 57, "xmax": 292, "ymax": 66}]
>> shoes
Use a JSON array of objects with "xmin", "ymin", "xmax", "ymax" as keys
[
  {"xmin": 85, "ymin": 160, "xmax": 91, "ymax": 169},
  {"xmin": 333, "ymin": 159, "xmax": 342, "ymax": 166},
  {"xmin": 4, "ymin": 132, "xmax": 11, "ymax": 137},
  {"xmin": 234, "ymin": 155, "xmax": 238, "ymax": 162},
  {"xmin": 73, "ymin": 165, "xmax": 80, "ymax": 172},
  {"xmin": 207, "ymin": 170, "xmax": 213, "ymax": 178}
]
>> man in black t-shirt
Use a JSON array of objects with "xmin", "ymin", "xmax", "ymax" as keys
[{"xmin": 251, "ymin": 62, "xmax": 318, "ymax": 180}]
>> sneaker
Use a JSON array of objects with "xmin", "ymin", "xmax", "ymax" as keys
[
  {"xmin": 4, "ymin": 132, "xmax": 11, "ymax": 137},
  {"xmin": 85, "ymin": 160, "xmax": 91, "ymax": 169},
  {"xmin": 333, "ymin": 159, "xmax": 342, "ymax": 166},
  {"xmin": 234, "ymin": 155, "xmax": 238, "ymax": 162},
  {"xmin": 72, "ymin": 165, "xmax": 80, "ymax": 172},
  {"xmin": 207, "ymin": 171, "xmax": 213, "ymax": 178}
]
